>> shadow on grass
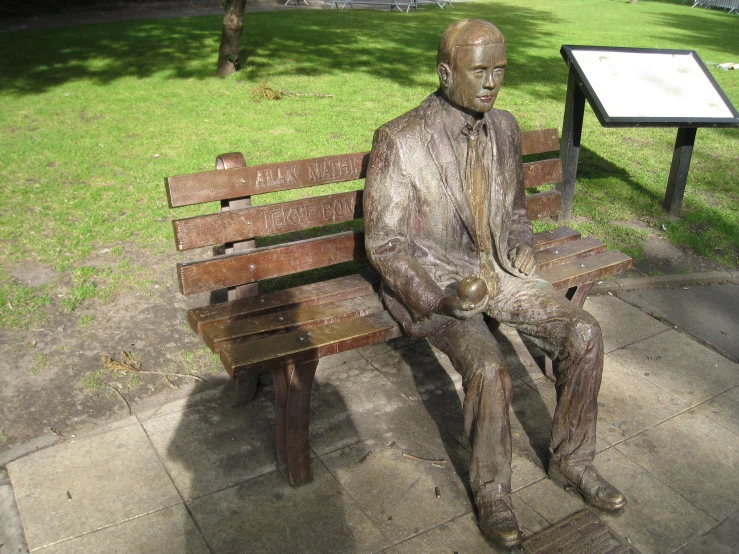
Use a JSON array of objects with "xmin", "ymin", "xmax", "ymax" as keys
[
  {"xmin": 648, "ymin": 9, "xmax": 739, "ymax": 58},
  {"xmin": 0, "ymin": 2, "xmax": 565, "ymax": 97},
  {"xmin": 574, "ymin": 144, "xmax": 738, "ymax": 265}
]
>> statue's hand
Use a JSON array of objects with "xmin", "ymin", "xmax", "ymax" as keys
[
  {"xmin": 437, "ymin": 294, "xmax": 489, "ymax": 321},
  {"xmin": 508, "ymin": 245, "xmax": 537, "ymax": 276}
]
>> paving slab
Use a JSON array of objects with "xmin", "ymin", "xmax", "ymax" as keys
[
  {"xmin": 519, "ymin": 448, "xmax": 716, "ymax": 554},
  {"xmin": 309, "ymin": 355, "xmax": 446, "ymax": 457},
  {"xmin": 620, "ymin": 283, "xmax": 739, "ymax": 361},
  {"xmin": 616, "ymin": 411, "xmax": 739, "ymax": 521},
  {"xmin": 141, "ymin": 387, "xmax": 278, "ymax": 501},
  {"xmin": 609, "ymin": 329, "xmax": 739, "ymax": 406},
  {"xmin": 690, "ymin": 384, "xmax": 739, "ymax": 436},
  {"xmin": 516, "ymin": 472, "xmax": 588, "ymax": 525},
  {"xmin": 6, "ymin": 421, "xmax": 181, "ymax": 551},
  {"xmin": 598, "ymin": 448, "xmax": 717, "ymax": 554},
  {"xmin": 0, "ymin": 471, "xmax": 28, "ymax": 554},
  {"xmin": 37, "ymin": 504, "xmax": 209, "ymax": 554},
  {"xmin": 392, "ymin": 497, "xmax": 549, "ymax": 554},
  {"xmin": 495, "ymin": 324, "xmax": 551, "ymax": 384},
  {"xmin": 320, "ymin": 435, "xmax": 472, "ymax": 544},
  {"xmin": 596, "ymin": 356, "xmax": 688, "ymax": 445},
  {"xmin": 675, "ymin": 509, "xmax": 739, "ymax": 554},
  {"xmin": 188, "ymin": 462, "xmax": 390, "ymax": 554},
  {"xmin": 584, "ymin": 295, "xmax": 670, "ymax": 354}
]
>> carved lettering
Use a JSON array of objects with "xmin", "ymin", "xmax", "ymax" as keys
[
  {"xmin": 307, "ymin": 162, "xmax": 320, "ymax": 181},
  {"xmin": 288, "ymin": 165, "xmax": 298, "ymax": 183},
  {"xmin": 271, "ymin": 209, "xmax": 286, "ymax": 228},
  {"xmin": 255, "ymin": 170, "xmax": 267, "ymax": 188},
  {"xmin": 286, "ymin": 207, "xmax": 301, "ymax": 225},
  {"xmin": 322, "ymin": 202, "xmax": 334, "ymax": 219}
]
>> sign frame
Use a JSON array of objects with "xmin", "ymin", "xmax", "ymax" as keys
[{"xmin": 561, "ymin": 45, "xmax": 739, "ymax": 128}]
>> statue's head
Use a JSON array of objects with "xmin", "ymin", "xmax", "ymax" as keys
[{"xmin": 437, "ymin": 19, "xmax": 506, "ymax": 116}]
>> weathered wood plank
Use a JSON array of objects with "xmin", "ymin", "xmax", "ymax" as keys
[
  {"xmin": 523, "ymin": 159, "xmax": 563, "ymax": 189},
  {"xmin": 535, "ymin": 236, "xmax": 606, "ymax": 271},
  {"xmin": 221, "ymin": 311, "xmax": 402, "ymax": 379},
  {"xmin": 532, "ymin": 226, "xmax": 581, "ymax": 252},
  {"xmin": 539, "ymin": 250, "xmax": 633, "ymax": 291},
  {"xmin": 187, "ymin": 273, "xmax": 378, "ymax": 335},
  {"xmin": 203, "ymin": 294, "xmax": 385, "ymax": 353},
  {"xmin": 166, "ymin": 152, "xmax": 369, "ymax": 208},
  {"xmin": 173, "ymin": 191, "xmax": 363, "ymax": 251},
  {"xmin": 521, "ymin": 128, "xmax": 559, "ymax": 156},
  {"xmin": 177, "ymin": 231, "xmax": 365, "ymax": 296},
  {"xmin": 526, "ymin": 190, "xmax": 562, "ymax": 220}
]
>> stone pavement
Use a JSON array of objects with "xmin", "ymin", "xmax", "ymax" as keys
[{"xmin": 2, "ymin": 278, "xmax": 738, "ymax": 554}]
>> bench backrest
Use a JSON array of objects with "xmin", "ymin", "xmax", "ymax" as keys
[{"xmin": 166, "ymin": 128, "xmax": 563, "ymax": 297}]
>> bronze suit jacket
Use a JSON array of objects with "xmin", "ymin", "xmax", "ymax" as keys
[{"xmin": 364, "ymin": 92, "xmax": 535, "ymax": 337}]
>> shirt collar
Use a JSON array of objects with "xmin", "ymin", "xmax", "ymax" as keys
[{"xmin": 437, "ymin": 92, "xmax": 488, "ymax": 140}]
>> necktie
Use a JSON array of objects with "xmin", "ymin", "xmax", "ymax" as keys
[
  {"xmin": 464, "ymin": 124, "xmax": 497, "ymax": 295},
  {"xmin": 465, "ymin": 125, "xmax": 492, "ymax": 253}
]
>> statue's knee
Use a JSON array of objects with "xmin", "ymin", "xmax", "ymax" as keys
[
  {"xmin": 474, "ymin": 359, "xmax": 513, "ymax": 399},
  {"xmin": 569, "ymin": 312, "xmax": 603, "ymax": 355}
]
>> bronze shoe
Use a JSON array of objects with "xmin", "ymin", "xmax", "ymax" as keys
[
  {"xmin": 475, "ymin": 489, "xmax": 522, "ymax": 549},
  {"xmin": 549, "ymin": 463, "xmax": 627, "ymax": 511}
]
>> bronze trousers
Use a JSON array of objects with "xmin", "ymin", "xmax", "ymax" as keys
[{"xmin": 428, "ymin": 274, "xmax": 604, "ymax": 496}]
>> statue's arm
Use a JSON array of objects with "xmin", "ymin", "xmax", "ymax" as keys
[
  {"xmin": 364, "ymin": 127, "xmax": 445, "ymax": 320},
  {"xmin": 503, "ymin": 114, "xmax": 537, "ymax": 275}
]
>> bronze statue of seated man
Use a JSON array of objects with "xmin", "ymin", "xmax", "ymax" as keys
[{"xmin": 364, "ymin": 18, "xmax": 626, "ymax": 549}]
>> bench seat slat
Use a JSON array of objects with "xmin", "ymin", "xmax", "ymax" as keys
[
  {"xmin": 187, "ymin": 273, "xmax": 378, "ymax": 335},
  {"xmin": 525, "ymin": 190, "xmax": 562, "ymax": 220},
  {"xmin": 177, "ymin": 231, "xmax": 364, "ymax": 296},
  {"xmin": 523, "ymin": 159, "xmax": 563, "ymax": 189},
  {"xmin": 202, "ymin": 293, "xmax": 385, "ymax": 353},
  {"xmin": 221, "ymin": 311, "xmax": 402, "ymax": 379},
  {"xmin": 532, "ymin": 227, "xmax": 581, "ymax": 252},
  {"xmin": 539, "ymin": 250, "xmax": 632, "ymax": 291},
  {"xmin": 535, "ymin": 236, "xmax": 606, "ymax": 271},
  {"xmin": 173, "ymin": 191, "xmax": 363, "ymax": 251}
]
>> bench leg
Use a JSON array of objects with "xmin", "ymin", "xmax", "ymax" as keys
[
  {"xmin": 231, "ymin": 374, "xmax": 259, "ymax": 407},
  {"xmin": 272, "ymin": 359, "xmax": 319, "ymax": 486},
  {"xmin": 544, "ymin": 282, "xmax": 595, "ymax": 380}
]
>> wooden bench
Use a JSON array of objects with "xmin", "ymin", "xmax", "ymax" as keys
[{"xmin": 165, "ymin": 128, "xmax": 632, "ymax": 486}]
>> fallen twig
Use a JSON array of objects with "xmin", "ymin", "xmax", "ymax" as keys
[
  {"xmin": 402, "ymin": 452, "xmax": 447, "ymax": 465},
  {"xmin": 102, "ymin": 356, "xmax": 204, "ymax": 381}
]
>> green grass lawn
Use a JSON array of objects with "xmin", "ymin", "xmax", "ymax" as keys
[{"xmin": 0, "ymin": 0, "xmax": 737, "ymax": 328}]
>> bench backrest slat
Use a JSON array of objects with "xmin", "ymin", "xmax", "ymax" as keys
[
  {"xmin": 173, "ymin": 191, "xmax": 363, "ymax": 251},
  {"xmin": 523, "ymin": 159, "xmax": 563, "ymax": 189},
  {"xmin": 177, "ymin": 231, "xmax": 364, "ymax": 296},
  {"xmin": 169, "ymin": 128, "xmax": 563, "ymax": 296},
  {"xmin": 166, "ymin": 152, "xmax": 369, "ymax": 208},
  {"xmin": 520, "ymin": 128, "xmax": 559, "ymax": 156}
]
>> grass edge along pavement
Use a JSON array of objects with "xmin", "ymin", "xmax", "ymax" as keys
[{"xmin": 0, "ymin": 0, "xmax": 737, "ymax": 332}]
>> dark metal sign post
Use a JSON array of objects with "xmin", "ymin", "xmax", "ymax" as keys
[{"xmin": 559, "ymin": 45, "xmax": 739, "ymax": 219}]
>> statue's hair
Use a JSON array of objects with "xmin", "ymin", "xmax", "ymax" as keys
[{"xmin": 437, "ymin": 19, "xmax": 505, "ymax": 67}]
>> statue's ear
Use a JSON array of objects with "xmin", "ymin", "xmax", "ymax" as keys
[{"xmin": 437, "ymin": 63, "xmax": 452, "ymax": 89}]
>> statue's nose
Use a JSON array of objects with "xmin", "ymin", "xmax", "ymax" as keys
[{"xmin": 483, "ymin": 71, "xmax": 495, "ymax": 89}]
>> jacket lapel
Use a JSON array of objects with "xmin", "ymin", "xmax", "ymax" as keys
[
  {"xmin": 423, "ymin": 102, "xmax": 476, "ymax": 240},
  {"xmin": 486, "ymin": 110, "xmax": 513, "ymax": 269}
]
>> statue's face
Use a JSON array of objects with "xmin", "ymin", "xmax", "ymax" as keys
[{"xmin": 441, "ymin": 43, "xmax": 506, "ymax": 115}]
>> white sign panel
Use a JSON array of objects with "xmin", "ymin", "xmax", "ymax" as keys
[{"xmin": 570, "ymin": 49, "xmax": 735, "ymax": 120}]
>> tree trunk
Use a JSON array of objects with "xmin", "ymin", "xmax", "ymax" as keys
[{"xmin": 217, "ymin": 0, "xmax": 246, "ymax": 76}]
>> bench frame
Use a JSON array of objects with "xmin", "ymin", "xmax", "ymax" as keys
[{"xmin": 165, "ymin": 128, "xmax": 631, "ymax": 486}]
